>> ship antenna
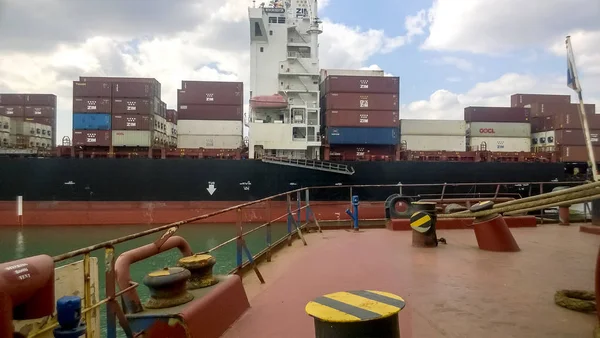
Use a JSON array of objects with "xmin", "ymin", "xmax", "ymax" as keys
[{"xmin": 253, "ymin": 0, "xmax": 256, "ymax": 8}]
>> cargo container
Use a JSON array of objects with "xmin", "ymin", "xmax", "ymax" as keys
[
  {"xmin": 177, "ymin": 135, "xmax": 243, "ymax": 149},
  {"xmin": 526, "ymin": 102, "xmax": 595, "ymax": 117},
  {"xmin": 544, "ymin": 129, "xmax": 600, "ymax": 146},
  {"xmin": 112, "ymin": 98, "xmax": 153, "ymax": 115},
  {"xmin": 24, "ymin": 106, "xmax": 56, "ymax": 118},
  {"xmin": 326, "ymin": 127, "xmax": 399, "ymax": 145},
  {"xmin": 24, "ymin": 117, "xmax": 54, "ymax": 127},
  {"xmin": 11, "ymin": 136, "xmax": 49, "ymax": 148},
  {"xmin": 324, "ymin": 110, "xmax": 398, "ymax": 128},
  {"xmin": 467, "ymin": 122, "xmax": 530, "ymax": 138},
  {"xmin": 323, "ymin": 93, "xmax": 399, "ymax": 111},
  {"xmin": 0, "ymin": 115, "xmax": 9, "ymax": 130},
  {"xmin": 160, "ymin": 101, "xmax": 167, "ymax": 118},
  {"xmin": 182, "ymin": 80, "xmax": 243, "ymax": 92},
  {"xmin": 0, "ymin": 94, "xmax": 25, "ymax": 105},
  {"xmin": 155, "ymin": 115, "xmax": 167, "ymax": 134},
  {"xmin": 9, "ymin": 120, "xmax": 34, "ymax": 136},
  {"xmin": 321, "ymin": 76, "xmax": 399, "ymax": 94},
  {"xmin": 72, "ymin": 130, "xmax": 111, "ymax": 147},
  {"xmin": 320, "ymin": 69, "xmax": 384, "ymax": 80},
  {"xmin": 177, "ymin": 104, "xmax": 243, "ymax": 121},
  {"xmin": 400, "ymin": 119, "xmax": 465, "ymax": 136},
  {"xmin": 511, "ymin": 94, "xmax": 570, "ymax": 107},
  {"xmin": 72, "ymin": 113, "xmax": 111, "ymax": 130},
  {"xmin": 73, "ymin": 81, "xmax": 112, "ymax": 98},
  {"xmin": 0, "ymin": 106, "xmax": 24, "ymax": 117},
  {"xmin": 111, "ymin": 130, "xmax": 160, "ymax": 147},
  {"xmin": 166, "ymin": 109, "xmax": 178, "ymax": 123},
  {"xmin": 73, "ymin": 98, "xmax": 112, "ymax": 113},
  {"xmin": 325, "ymin": 145, "xmax": 395, "ymax": 160},
  {"xmin": 555, "ymin": 145, "xmax": 600, "ymax": 162},
  {"xmin": 177, "ymin": 120, "xmax": 243, "ymax": 136},
  {"xmin": 468, "ymin": 137, "xmax": 531, "ymax": 152},
  {"xmin": 0, "ymin": 130, "xmax": 8, "ymax": 147},
  {"xmin": 25, "ymin": 94, "xmax": 56, "ymax": 106},
  {"xmin": 113, "ymin": 82, "xmax": 157, "ymax": 99},
  {"xmin": 80, "ymin": 77, "xmax": 161, "ymax": 99},
  {"xmin": 177, "ymin": 88, "xmax": 243, "ymax": 106},
  {"xmin": 112, "ymin": 114, "xmax": 152, "ymax": 131},
  {"xmin": 401, "ymin": 135, "xmax": 466, "ymax": 151},
  {"xmin": 464, "ymin": 107, "xmax": 530, "ymax": 122},
  {"xmin": 533, "ymin": 112, "xmax": 600, "ymax": 131}
]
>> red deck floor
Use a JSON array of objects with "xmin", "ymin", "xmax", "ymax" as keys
[{"xmin": 222, "ymin": 225, "xmax": 600, "ymax": 338}]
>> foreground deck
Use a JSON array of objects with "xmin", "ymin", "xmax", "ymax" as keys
[{"xmin": 223, "ymin": 225, "xmax": 599, "ymax": 338}]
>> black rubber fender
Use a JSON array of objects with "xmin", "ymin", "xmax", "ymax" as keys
[
  {"xmin": 384, "ymin": 194, "xmax": 400, "ymax": 219},
  {"xmin": 387, "ymin": 195, "xmax": 414, "ymax": 219}
]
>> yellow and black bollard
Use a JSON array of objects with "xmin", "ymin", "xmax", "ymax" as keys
[
  {"xmin": 410, "ymin": 201, "xmax": 438, "ymax": 247},
  {"xmin": 305, "ymin": 290, "xmax": 405, "ymax": 338}
]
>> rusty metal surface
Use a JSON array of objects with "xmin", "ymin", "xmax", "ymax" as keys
[
  {"xmin": 143, "ymin": 267, "xmax": 194, "ymax": 309},
  {"xmin": 177, "ymin": 254, "xmax": 218, "ymax": 289}
]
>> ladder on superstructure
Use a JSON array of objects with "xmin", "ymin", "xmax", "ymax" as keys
[{"xmin": 261, "ymin": 156, "xmax": 355, "ymax": 175}]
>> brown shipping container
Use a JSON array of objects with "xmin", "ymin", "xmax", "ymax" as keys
[
  {"xmin": 24, "ymin": 106, "xmax": 55, "ymax": 118},
  {"xmin": 177, "ymin": 104, "xmax": 242, "ymax": 121},
  {"xmin": 182, "ymin": 80, "xmax": 243, "ymax": 92},
  {"xmin": 72, "ymin": 130, "xmax": 111, "ymax": 147},
  {"xmin": 112, "ymin": 98, "xmax": 154, "ymax": 115},
  {"xmin": 166, "ymin": 109, "xmax": 178, "ymax": 123},
  {"xmin": 323, "ymin": 93, "xmax": 398, "ymax": 111},
  {"xmin": 80, "ymin": 77, "xmax": 161, "ymax": 98},
  {"xmin": 326, "ymin": 145, "xmax": 395, "ymax": 160},
  {"xmin": 73, "ymin": 97, "xmax": 112, "ymax": 113},
  {"xmin": 112, "ymin": 82, "xmax": 157, "ymax": 99},
  {"xmin": 0, "ymin": 106, "xmax": 25, "ymax": 117},
  {"xmin": 322, "ymin": 76, "xmax": 399, "ymax": 94},
  {"xmin": 464, "ymin": 106, "xmax": 530, "ymax": 122},
  {"xmin": 73, "ymin": 81, "xmax": 112, "ymax": 97},
  {"xmin": 178, "ymin": 81, "xmax": 243, "ymax": 106},
  {"xmin": 552, "ymin": 129, "xmax": 600, "ymax": 146},
  {"xmin": 538, "ymin": 112, "xmax": 600, "ymax": 131},
  {"xmin": 511, "ymin": 94, "xmax": 570, "ymax": 107},
  {"xmin": 0, "ymin": 94, "xmax": 25, "ymax": 105},
  {"xmin": 325, "ymin": 110, "xmax": 398, "ymax": 127},
  {"xmin": 25, "ymin": 94, "xmax": 56, "ymax": 106},
  {"xmin": 556, "ymin": 145, "xmax": 600, "ymax": 162},
  {"xmin": 112, "ymin": 114, "xmax": 152, "ymax": 130},
  {"xmin": 527, "ymin": 102, "xmax": 595, "ymax": 117}
]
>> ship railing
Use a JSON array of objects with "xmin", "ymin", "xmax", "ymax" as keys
[{"xmin": 22, "ymin": 180, "xmax": 587, "ymax": 338}]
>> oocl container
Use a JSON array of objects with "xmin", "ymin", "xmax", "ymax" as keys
[
  {"xmin": 24, "ymin": 106, "xmax": 56, "ymax": 118},
  {"xmin": 323, "ymin": 93, "xmax": 399, "ymax": 111},
  {"xmin": 467, "ymin": 122, "xmax": 531, "ymax": 138},
  {"xmin": 464, "ymin": 107, "xmax": 530, "ymax": 122},
  {"xmin": 468, "ymin": 137, "xmax": 531, "ymax": 152},
  {"xmin": 511, "ymin": 94, "xmax": 570, "ymax": 107},
  {"xmin": 112, "ymin": 98, "xmax": 154, "ymax": 115},
  {"xmin": 177, "ymin": 104, "xmax": 242, "ymax": 120},
  {"xmin": 73, "ymin": 81, "xmax": 112, "ymax": 97},
  {"xmin": 73, "ymin": 98, "xmax": 112, "ymax": 113},
  {"xmin": 72, "ymin": 130, "xmax": 111, "ymax": 146},
  {"xmin": 400, "ymin": 119, "xmax": 465, "ymax": 136},
  {"xmin": 111, "ymin": 130, "xmax": 158, "ymax": 147},
  {"xmin": 0, "ymin": 106, "xmax": 24, "ymax": 117},
  {"xmin": 177, "ymin": 120, "xmax": 243, "ymax": 136},
  {"xmin": 326, "ymin": 127, "xmax": 399, "ymax": 145},
  {"xmin": 401, "ymin": 135, "xmax": 466, "ymax": 151},
  {"xmin": 177, "ymin": 135, "xmax": 243, "ymax": 149},
  {"xmin": 72, "ymin": 113, "xmax": 111, "ymax": 130},
  {"xmin": 321, "ymin": 76, "xmax": 399, "ymax": 94},
  {"xmin": 324, "ymin": 110, "xmax": 398, "ymax": 128}
]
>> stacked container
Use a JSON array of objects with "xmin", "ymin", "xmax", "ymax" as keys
[
  {"xmin": 464, "ymin": 106, "xmax": 531, "ymax": 152},
  {"xmin": 0, "ymin": 93, "xmax": 56, "ymax": 148},
  {"xmin": 73, "ymin": 77, "xmax": 168, "ymax": 148},
  {"xmin": 400, "ymin": 120, "xmax": 466, "ymax": 151},
  {"xmin": 320, "ymin": 75, "xmax": 400, "ymax": 160},
  {"xmin": 176, "ymin": 81, "xmax": 243, "ymax": 149},
  {"xmin": 166, "ymin": 109, "xmax": 178, "ymax": 147}
]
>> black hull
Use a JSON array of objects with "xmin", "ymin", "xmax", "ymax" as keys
[{"xmin": 0, "ymin": 159, "xmax": 567, "ymax": 202}]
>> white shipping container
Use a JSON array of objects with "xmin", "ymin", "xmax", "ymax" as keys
[
  {"xmin": 154, "ymin": 114, "xmax": 167, "ymax": 133},
  {"xmin": 166, "ymin": 122, "xmax": 175, "ymax": 137},
  {"xmin": 400, "ymin": 119, "xmax": 465, "ymax": 136},
  {"xmin": 0, "ymin": 131, "xmax": 9, "ymax": 147},
  {"xmin": 468, "ymin": 137, "xmax": 531, "ymax": 152},
  {"xmin": 401, "ymin": 135, "xmax": 466, "ymax": 151},
  {"xmin": 0, "ymin": 116, "xmax": 9, "ymax": 133},
  {"xmin": 468, "ymin": 122, "xmax": 530, "ymax": 138},
  {"xmin": 177, "ymin": 120, "xmax": 243, "ymax": 136},
  {"xmin": 178, "ymin": 135, "xmax": 242, "ymax": 149},
  {"xmin": 111, "ymin": 130, "xmax": 158, "ymax": 147},
  {"xmin": 10, "ymin": 120, "xmax": 35, "ymax": 136},
  {"xmin": 320, "ymin": 69, "xmax": 384, "ymax": 80}
]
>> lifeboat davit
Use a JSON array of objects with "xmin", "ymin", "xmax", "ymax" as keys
[{"xmin": 250, "ymin": 94, "xmax": 288, "ymax": 109}]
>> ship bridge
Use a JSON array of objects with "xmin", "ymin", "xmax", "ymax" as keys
[{"xmin": 261, "ymin": 155, "xmax": 355, "ymax": 175}]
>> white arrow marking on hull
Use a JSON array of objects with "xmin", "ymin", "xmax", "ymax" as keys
[{"xmin": 207, "ymin": 182, "xmax": 217, "ymax": 195}]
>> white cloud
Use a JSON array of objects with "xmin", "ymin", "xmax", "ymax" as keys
[
  {"xmin": 428, "ymin": 56, "xmax": 476, "ymax": 72},
  {"xmin": 550, "ymin": 31, "xmax": 600, "ymax": 75}
]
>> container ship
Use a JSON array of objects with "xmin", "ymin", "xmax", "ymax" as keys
[{"xmin": 0, "ymin": 0, "xmax": 595, "ymax": 226}]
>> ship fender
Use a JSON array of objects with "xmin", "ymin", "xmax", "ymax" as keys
[{"xmin": 385, "ymin": 195, "xmax": 415, "ymax": 219}]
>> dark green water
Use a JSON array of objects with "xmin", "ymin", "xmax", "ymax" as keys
[{"xmin": 0, "ymin": 223, "xmax": 290, "ymax": 336}]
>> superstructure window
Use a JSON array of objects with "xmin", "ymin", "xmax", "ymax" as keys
[
  {"xmin": 260, "ymin": 47, "xmax": 264, "ymax": 52},
  {"xmin": 254, "ymin": 22, "xmax": 263, "ymax": 36},
  {"xmin": 268, "ymin": 17, "xmax": 277, "ymax": 23},
  {"xmin": 278, "ymin": 17, "xmax": 286, "ymax": 23},
  {"xmin": 269, "ymin": 30, "xmax": 273, "ymax": 36}
]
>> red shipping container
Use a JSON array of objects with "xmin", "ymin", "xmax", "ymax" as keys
[
  {"xmin": 73, "ymin": 97, "xmax": 112, "ymax": 113},
  {"xmin": 112, "ymin": 98, "xmax": 154, "ymax": 115},
  {"xmin": 166, "ymin": 109, "xmax": 178, "ymax": 123},
  {"xmin": 177, "ymin": 104, "xmax": 242, "ymax": 120},
  {"xmin": 511, "ymin": 94, "xmax": 570, "ymax": 107},
  {"xmin": 73, "ymin": 81, "xmax": 112, "ymax": 98},
  {"xmin": 0, "ymin": 105, "xmax": 24, "ymax": 117},
  {"xmin": 321, "ymin": 76, "xmax": 399, "ymax": 94},
  {"xmin": 0, "ymin": 94, "xmax": 25, "ymax": 105},
  {"xmin": 24, "ymin": 106, "xmax": 55, "ymax": 118},
  {"xmin": 72, "ymin": 130, "xmax": 111, "ymax": 147},
  {"xmin": 464, "ymin": 106, "xmax": 530, "ymax": 122},
  {"xmin": 325, "ymin": 110, "xmax": 398, "ymax": 127},
  {"xmin": 80, "ymin": 77, "xmax": 161, "ymax": 98},
  {"xmin": 323, "ymin": 93, "xmax": 398, "ymax": 111},
  {"xmin": 112, "ymin": 82, "xmax": 157, "ymax": 99},
  {"xmin": 526, "ymin": 102, "xmax": 595, "ymax": 117},
  {"xmin": 556, "ymin": 145, "xmax": 600, "ymax": 162},
  {"xmin": 177, "ymin": 82, "xmax": 243, "ymax": 106},
  {"xmin": 25, "ymin": 94, "xmax": 56, "ymax": 106},
  {"xmin": 325, "ymin": 145, "xmax": 395, "ymax": 160},
  {"xmin": 539, "ymin": 112, "xmax": 600, "ymax": 131},
  {"xmin": 112, "ymin": 114, "xmax": 152, "ymax": 130},
  {"xmin": 551, "ymin": 129, "xmax": 600, "ymax": 146}
]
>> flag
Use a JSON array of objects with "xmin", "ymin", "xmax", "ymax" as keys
[{"xmin": 566, "ymin": 37, "xmax": 581, "ymax": 93}]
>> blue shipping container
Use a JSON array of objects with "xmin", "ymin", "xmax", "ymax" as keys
[
  {"xmin": 72, "ymin": 113, "xmax": 111, "ymax": 130},
  {"xmin": 327, "ymin": 127, "xmax": 399, "ymax": 145}
]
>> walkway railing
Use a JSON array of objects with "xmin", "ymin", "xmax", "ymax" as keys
[{"xmin": 19, "ymin": 180, "xmax": 586, "ymax": 338}]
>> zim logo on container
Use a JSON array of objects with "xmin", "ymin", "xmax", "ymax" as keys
[
  {"xmin": 359, "ymin": 99, "xmax": 369, "ymax": 108},
  {"xmin": 479, "ymin": 128, "xmax": 495, "ymax": 134},
  {"xmin": 206, "ymin": 93, "xmax": 214, "ymax": 102},
  {"xmin": 359, "ymin": 80, "xmax": 369, "ymax": 89}
]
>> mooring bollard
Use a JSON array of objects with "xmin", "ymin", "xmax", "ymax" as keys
[
  {"xmin": 305, "ymin": 290, "xmax": 405, "ymax": 338},
  {"xmin": 345, "ymin": 195, "xmax": 360, "ymax": 231},
  {"xmin": 410, "ymin": 201, "xmax": 438, "ymax": 247}
]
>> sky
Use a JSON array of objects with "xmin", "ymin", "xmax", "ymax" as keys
[{"xmin": 0, "ymin": 0, "xmax": 599, "ymax": 143}]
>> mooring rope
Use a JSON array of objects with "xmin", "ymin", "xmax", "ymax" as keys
[{"xmin": 553, "ymin": 289, "xmax": 598, "ymax": 337}]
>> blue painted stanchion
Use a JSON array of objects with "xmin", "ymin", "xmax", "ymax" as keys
[
  {"xmin": 53, "ymin": 296, "xmax": 86, "ymax": 338},
  {"xmin": 345, "ymin": 195, "xmax": 360, "ymax": 231}
]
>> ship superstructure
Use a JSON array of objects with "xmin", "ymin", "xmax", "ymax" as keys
[{"xmin": 248, "ymin": 0, "xmax": 323, "ymax": 160}]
